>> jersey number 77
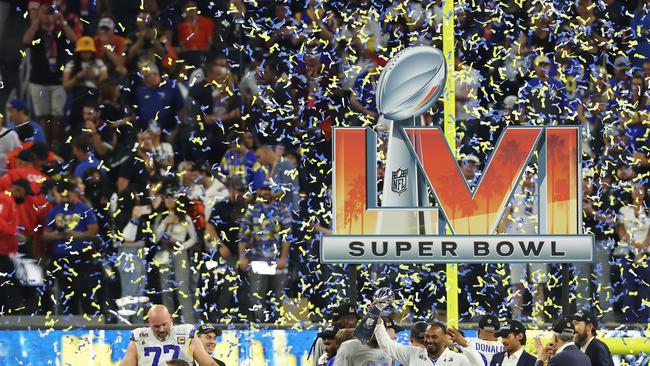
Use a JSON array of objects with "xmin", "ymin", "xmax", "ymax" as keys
[{"xmin": 144, "ymin": 345, "xmax": 181, "ymax": 365}]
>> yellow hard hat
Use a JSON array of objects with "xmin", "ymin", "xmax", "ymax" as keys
[{"xmin": 75, "ymin": 36, "xmax": 96, "ymax": 53}]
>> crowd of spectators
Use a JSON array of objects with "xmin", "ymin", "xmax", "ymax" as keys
[{"xmin": 0, "ymin": 0, "xmax": 647, "ymax": 326}]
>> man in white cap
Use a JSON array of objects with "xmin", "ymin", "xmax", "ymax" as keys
[
  {"xmin": 460, "ymin": 154, "xmax": 481, "ymax": 185},
  {"xmin": 94, "ymin": 16, "xmax": 127, "ymax": 75}
]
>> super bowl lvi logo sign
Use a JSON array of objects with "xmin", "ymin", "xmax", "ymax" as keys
[{"xmin": 322, "ymin": 46, "xmax": 593, "ymax": 264}]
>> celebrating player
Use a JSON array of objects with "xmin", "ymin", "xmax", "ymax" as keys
[
  {"xmin": 468, "ymin": 315, "xmax": 504, "ymax": 365},
  {"xmin": 333, "ymin": 316, "xmax": 399, "ymax": 366},
  {"xmin": 425, "ymin": 322, "xmax": 474, "ymax": 365},
  {"xmin": 192, "ymin": 323, "xmax": 227, "ymax": 366},
  {"xmin": 373, "ymin": 318, "xmax": 432, "ymax": 365},
  {"xmin": 120, "ymin": 305, "xmax": 218, "ymax": 366}
]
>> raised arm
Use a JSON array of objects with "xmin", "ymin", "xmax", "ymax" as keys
[
  {"xmin": 23, "ymin": 19, "xmax": 40, "ymax": 45},
  {"xmin": 190, "ymin": 337, "xmax": 218, "ymax": 366},
  {"xmin": 447, "ymin": 327, "xmax": 484, "ymax": 366},
  {"xmin": 373, "ymin": 318, "xmax": 410, "ymax": 365},
  {"xmin": 119, "ymin": 342, "xmax": 138, "ymax": 366},
  {"xmin": 56, "ymin": 13, "xmax": 77, "ymax": 42}
]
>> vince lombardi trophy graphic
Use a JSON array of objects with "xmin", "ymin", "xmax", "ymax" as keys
[
  {"xmin": 375, "ymin": 46, "xmax": 447, "ymax": 235},
  {"xmin": 353, "ymin": 287, "xmax": 395, "ymax": 344}
]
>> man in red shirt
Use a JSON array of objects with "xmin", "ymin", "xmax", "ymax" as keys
[
  {"xmin": 94, "ymin": 17, "xmax": 127, "ymax": 76},
  {"xmin": 9, "ymin": 179, "xmax": 50, "ymax": 258},
  {"xmin": 0, "ymin": 150, "xmax": 47, "ymax": 194},
  {"xmin": 175, "ymin": 1, "xmax": 214, "ymax": 68},
  {"xmin": 0, "ymin": 189, "xmax": 20, "ymax": 314}
]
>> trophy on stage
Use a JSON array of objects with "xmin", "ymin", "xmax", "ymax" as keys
[{"xmin": 353, "ymin": 288, "xmax": 395, "ymax": 344}]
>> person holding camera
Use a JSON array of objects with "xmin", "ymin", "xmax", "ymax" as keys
[
  {"xmin": 62, "ymin": 36, "xmax": 109, "ymax": 136},
  {"xmin": 126, "ymin": 12, "xmax": 176, "ymax": 71},
  {"xmin": 22, "ymin": 4, "xmax": 77, "ymax": 146}
]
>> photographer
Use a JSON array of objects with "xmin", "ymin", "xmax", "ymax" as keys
[
  {"xmin": 126, "ymin": 12, "xmax": 176, "ymax": 71},
  {"xmin": 22, "ymin": 4, "xmax": 77, "ymax": 146}
]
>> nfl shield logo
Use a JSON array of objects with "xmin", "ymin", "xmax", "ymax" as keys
[{"xmin": 391, "ymin": 168, "xmax": 408, "ymax": 195}]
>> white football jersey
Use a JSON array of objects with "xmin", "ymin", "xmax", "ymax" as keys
[
  {"xmin": 332, "ymin": 339, "xmax": 395, "ymax": 366},
  {"xmin": 131, "ymin": 324, "xmax": 195, "ymax": 366},
  {"xmin": 468, "ymin": 339, "xmax": 504, "ymax": 366}
]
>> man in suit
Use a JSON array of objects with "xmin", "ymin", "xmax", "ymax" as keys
[
  {"xmin": 490, "ymin": 320, "xmax": 536, "ymax": 366},
  {"xmin": 572, "ymin": 310, "xmax": 615, "ymax": 366},
  {"xmin": 535, "ymin": 317, "xmax": 591, "ymax": 366}
]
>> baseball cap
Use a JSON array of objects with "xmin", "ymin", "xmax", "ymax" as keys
[
  {"xmin": 496, "ymin": 319, "xmax": 526, "ymax": 337},
  {"xmin": 318, "ymin": 324, "xmax": 341, "ymax": 339},
  {"xmin": 164, "ymin": 186, "xmax": 179, "ymax": 198},
  {"xmin": 614, "ymin": 55, "xmax": 630, "ymax": 70},
  {"xmin": 17, "ymin": 149, "xmax": 35, "ymax": 163},
  {"xmin": 75, "ymin": 36, "xmax": 96, "ymax": 53},
  {"xmin": 382, "ymin": 317, "xmax": 405, "ymax": 333},
  {"xmin": 503, "ymin": 95, "xmax": 517, "ymax": 110},
  {"xmin": 534, "ymin": 55, "xmax": 551, "ymax": 66},
  {"xmin": 30, "ymin": 143, "xmax": 50, "ymax": 161},
  {"xmin": 8, "ymin": 98, "xmax": 28, "ymax": 112},
  {"xmin": 40, "ymin": 179, "xmax": 58, "ymax": 195},
  {"xmin": 195, "ymin": 323, "xmax": 222, "ymax": 337},
  {"xmin": 331, "ymin": 302, "xmax": 358, "ymax": 321},
  {"xmin": 551, "ymin": 316, "xmax": 575, "ymax": 337},
  {"xmin": 478, "ymin": 315, "xmax": 500, "ymax": 332},
  {"xmin": 572, "ymin": 309, "xmax": 597, "ymax": 327},
  {"xmin": 98, "ymin": 17, "xmax": 115, "ymax": 30}
]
